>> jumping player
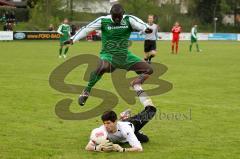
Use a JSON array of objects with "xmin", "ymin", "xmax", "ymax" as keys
[{"xmin": 64, "ymin": 4, "xmax": 154, "ymax": 106}]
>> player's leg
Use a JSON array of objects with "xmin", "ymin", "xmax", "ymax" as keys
[
  {"xmin": 148, "ymin": 40, "xmax": 157, "ymax": 63},
  {"xmin": 196, "ymin": 40, "xmax": 200, "ymax": 52},
  {"xmin": 175, "ymin": 40, "xmax": 179, "ymax": 54},
  {"xmin": 129, "ymin": 62, "xmax": 153, "ymax": 87},
  {"xmin": 86, "ymin": 60, "xmax": 115, "ymax": 92},
  {"xmin": 79, "ymin": 59, "xmax": 115, "ymax": 106},
  {"xmin": 129, "ymin": 62, "xmax": 154, "ymax": 133},
  {"xmin": 148, "ymin": 50, "xmax": 156, "ymax": 63},
  {"xmin": 59, "ymin": 46, "xmax": 63, "ymax": 57},
  {"xmin": 59, "ymin": 37, "xmax": 66, "ymax": 58},
  {"xmin": 189, "ymin": 41, "xmax": 193, "ymax": 52},
  {"xmin": 125, "ymin": 52, "xmax": 154, "ymax": 130},
  {"xmin": 144, "ymin": 52, "xmax": 149, "ymax": 62},
  {"xmin": 126, "ymin": 105, "xmax": 157, "ymax": 142},
  {"xmin": 59, "ymin": 42, "xmax": 63, "ymax": 57},
  {"xmin": 63, "ymin": 46, "xmax": 69, "ymax": 57},
  {"xmin": 190, "ymin": 36, "xmax": 195, "ymax": 52},
  {"xmin": 171, "ymin": 41, "xmax": 175, "ymax": 53},
  {"xmin": 144, "ymin": 40, "xmax": 150, "ymax": 61}
]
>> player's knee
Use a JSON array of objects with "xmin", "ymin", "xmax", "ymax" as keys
[
  {"xmin": 95, "ymin": 65, "xmax": 110, "ymax": 75},
  {"xmin": 146, "ymin": 67, "xmax": 153, "ymax": 75},
  {"xmin": 145, "ymin": 106, "xmax": 157, "ymax": 119},
  {"xmin": 136, "ymin": 132, "xmax": 149, "ymax": 143},
  {"xmin": 95, "ymin": 67, "xmax": 106, "ymax": 75}
]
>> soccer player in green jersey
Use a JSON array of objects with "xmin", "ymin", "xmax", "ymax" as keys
[
  {"xmin": 190, "ymin": 24, "xmax": 201, "ymax": 52},
  {"xmin": 57, "ymin": 18, "xmax": 71, "ymax": 58},
  {"xmin": 64, "ymin": 4, "xmax": 154, "ymax": 106}
]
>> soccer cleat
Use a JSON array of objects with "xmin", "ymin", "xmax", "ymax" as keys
[
  {"xmin": 63, "ymin": 54, "xmax": 67, "ymax": 58},
  {"xmin": 120, "ymin": 109, "xmax": 132, "ymax": 121},
  {"xmin": 78, "ymin": 90, "xmax": 90, "ymax": 106},
  {"xmin": 58, "ymin": 55, "xmax": 62, "ymax": 58}
]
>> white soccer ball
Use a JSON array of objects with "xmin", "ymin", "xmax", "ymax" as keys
[{"xmin": 90, "ymin": 128, "xmax": 108, "ymax": 145}]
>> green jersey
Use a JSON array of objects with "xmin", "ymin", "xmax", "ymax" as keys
[
  {"xmin": 71, "ymin": 15, "xmax": 149, "ymax": 69},
  {"xmin": 0, "ymin": 15, "xmax": 6, "ymax": 23},
  {"xmin": 101, "ymin": 17, "xmax": 133, "ymax": 55},
  {"xmin": 72, "ymin": 15, "xmax": 148, "ymax": 54},
  {"xmin": 191, "ymin": 27, "xmax": 198, "ymax": 42},
  {"xmin": 57, "ymin": 24, "xmax": 71, "ymax": 43}
]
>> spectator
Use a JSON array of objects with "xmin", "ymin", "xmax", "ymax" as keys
[
  {"xmin": 3, "ymin": 23, "xmax": 12, "ymax": 31},
  {"xmin": 0, "ymin": 13, "xmax": 6, "ymax": 23},
  {"xmin": 5, "ymin": 11, "xmax": 10, "ymax": 23},
  {"xmin": 48, "ymin": 24, "xmax": 55, "ymax": 31},
  {"xmin": 9, "ymin": 11, "xmax": 16, "ymax": 24},
  {"xmin": 7, "ymin": 23, "xmax": 13, "ymax": 31}
]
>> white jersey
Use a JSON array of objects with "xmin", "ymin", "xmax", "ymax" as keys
[
  {"xmin": 144, "ymin": 23, "xmax": 158, "ymax": 40},
  {"xmin": 93, "ymin": 121, "xmax": 142, "ymax": 149}
]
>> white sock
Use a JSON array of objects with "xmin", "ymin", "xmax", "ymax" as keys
[{"xmin": 133, "ymin": 84, "xmax": 154, "ymax": 107}]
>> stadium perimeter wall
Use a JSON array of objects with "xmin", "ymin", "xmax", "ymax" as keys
[{"xmin": 0, "ymin": 31, "xmax": 240, "ymax": 41}]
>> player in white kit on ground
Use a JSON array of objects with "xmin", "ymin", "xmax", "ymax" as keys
[{"xmin": 85, "ymin": 86, "xmax": 157, "ymax": 152}]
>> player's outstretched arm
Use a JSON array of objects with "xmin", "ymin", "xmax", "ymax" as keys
[
  {"xmin": 113, "ymin": 129, "xmax": 143, "ymax": 152},
  {"xmin": 129, "ymin": 15, "xmax": 152, "ymax": 34},
  {"xmin": 70, "ymin": 17, "xmax": 103, "ymax": 44},
  {"xmin": 113, "ymin": 144, "xmax": 143, "ymax": 152}
]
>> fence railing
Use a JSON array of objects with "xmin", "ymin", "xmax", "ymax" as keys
[{"xmin": 1, "ymin": 31, "xmax": 240, "ymax": 41}]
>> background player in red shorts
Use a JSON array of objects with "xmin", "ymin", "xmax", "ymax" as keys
[{"xmin": 171, "ymin": 22, "xmax": 182, "ymax": 54}]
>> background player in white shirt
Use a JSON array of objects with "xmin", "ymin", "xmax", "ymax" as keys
[{"xmin": 143, "ymin": 14, "xmax": 159, "ymax": 64}]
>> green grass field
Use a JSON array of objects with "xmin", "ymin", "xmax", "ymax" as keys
[{"xmin": 0, "ymin": 40, "xmax": 240, "ymax": 159}]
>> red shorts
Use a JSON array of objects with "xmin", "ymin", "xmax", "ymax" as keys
[{"xmin": 172, "ymin": 37, "xmax": 179, "ymax": 43}]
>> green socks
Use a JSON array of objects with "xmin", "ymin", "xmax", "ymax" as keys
[
  {"xmin": 85, "ymin": 72, "xmax": 102, "ymax": 93},
  {"xmin": 64, "ymin": 47, "xmax": 69, "ymax": 55},
  {"xmin": 190, "ymin": 43, "xmax": 200, "ymax": 52},
  {"xmin": 59, "ymin": 48, "xmax": 63, "ymax": 55},
  {"xmin": 189, "ymin": 44, "xmax": 193, "ymax": 52},
  {"xmin": 196, "ymin": 44, "xmax": 200, "ymax": 52}
]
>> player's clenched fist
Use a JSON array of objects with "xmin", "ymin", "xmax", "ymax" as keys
[
  {"xmin": 113, "ymin": 144, "xmax": 125, "ymax": 152},
  {"xmin": 145, "ymin": 28, "xmax": 153, "ymax": 34}
]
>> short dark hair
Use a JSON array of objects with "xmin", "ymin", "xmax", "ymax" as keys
[
  {"xmin": 110, "ymin": 4, "xmax": 125, "ymax": 15},
  {"xmin": 101, "ymin": 111, "xmax": 117, "ymax": 122}
]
